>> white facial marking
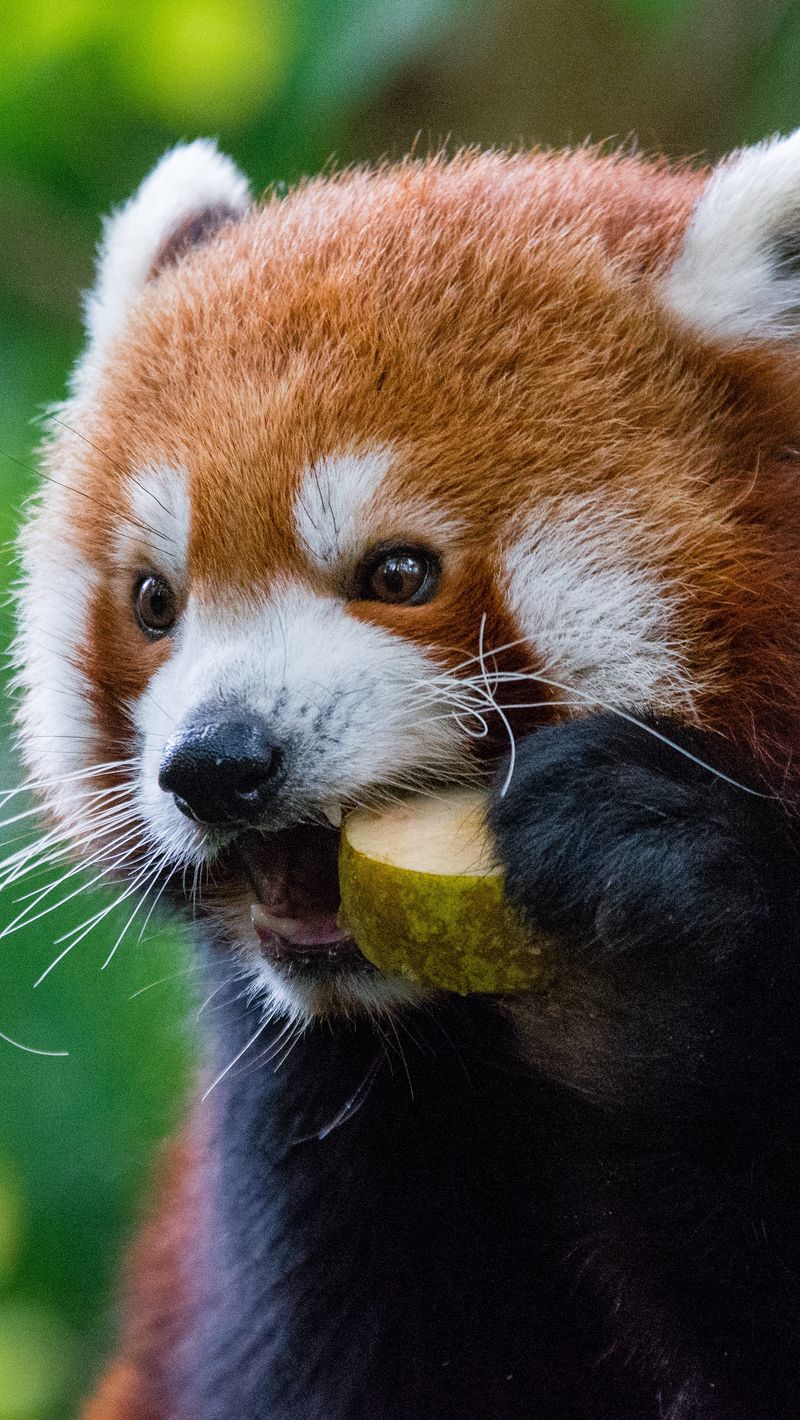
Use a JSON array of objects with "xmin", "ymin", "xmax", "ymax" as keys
[
  {"xmin": 293, "ymin": 448, "xmax": 463, "ymax": 572},
  {"xmin": 294, "ymin": 448, "xmax": 395, "ymax": 569},
  {"xmin": 659, "ymin": 127, "xmax": 800, "ymax": 345},
  {"xmin": 13, "ymin": 496, "xmax": 102, "ymax": 806},
  {"xmin": 503, "ymin": 498, "xmax": 697, "ymax": 711},
  {"xmin": 114, "ymin": 464, "xmax": 190, "ymax": 585}
]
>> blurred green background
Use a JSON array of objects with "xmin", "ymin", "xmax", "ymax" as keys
[{"xmin": 2, "ymin": 0, "xmax": 800, "ymax": 1413}]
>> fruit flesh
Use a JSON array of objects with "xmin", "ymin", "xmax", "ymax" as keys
[{"xmin": 339, "ymin": 791, "xmax": 549, "ymax": 995}]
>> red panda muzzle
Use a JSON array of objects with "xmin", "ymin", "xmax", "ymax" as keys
[
  {"xmin": 158, "ymin": 714, "xmax": 280, "ymax": 826},
  {"xmin": 234, "ymin": 824, "xmax": 361, "ymax": 966}
]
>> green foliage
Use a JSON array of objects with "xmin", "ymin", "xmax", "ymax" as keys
[
  {"xmin": 0, "ymin": 1301, "xmax": 74, "ymax": 1419},
  {"xmin": 608, "ymin": 0, "xmax": 697, "ymax": 34},
  {"xmin": 3, "ymin": 1, "xmax": 800, "ymax": 1415},
  {"xmin": 0, "ymin": 1163, "xmax": 24, "ymax": 1287}
]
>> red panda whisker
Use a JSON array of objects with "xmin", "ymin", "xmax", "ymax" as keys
[
  {"xmin": 483, "ymin": 670, "xmax": 772, "ymax": 799},
  {"xmin": 137, "ymin": 685, "xmax": 180, "ymax": 729},
  {"xmin": 7, "ymin": 829, "xmax": 149, "ymax": 946},
  {"xmin": 421, "ymin": 649, "xmax": 769, "ymax": 799},
  {"xmin": 28, "ymin": 463, "xmax": 173, "ymax": 548},
  {"xmin": 270, "ymin": 1018, "xmax": 311, "ymax": 1075},
  {"xmin": 237, "ymin": 1019, "xmax": 315, "ymax": 1088},
  {"xmin": 383, "ymin": 1014, "xmax": 415, "ymax": 1100},
  {"xmin": 0, "ymin": 800, "xmax": 75, "ymax": 831},
  {"xmin": 7, "ymin": 846, "xmax": 145, "ymax": 944},
  {"xmin": 0, "ymin": 827, "xmax": 72, "ymax": 882},
  {"xmin": 0, "ymin": 789, "xmax": 133, "ymax": 845},
  {"xmin": 48, "ymin": 416, "xmax": 178, "ymax": 527},
  {"xmin": 0, "ymin": 788, "xmax": 134, "ymax": 843},
  {"xmin": 45, "ymin": 834, "xmax": 174, "ymax": 958},
  {"xmin": 32, "ymin": 871, "xmax": 150, "ymax": 989},
  {"xmin": 422, "ymin": 700, "xmax": 570, "ymax": 730},
  {"xmin": 9, "ymin": 811, "xmax": 143, "ymax": 905},
  {"xmin": 134, "ymin": 853, "xmax": 183, "ymax": 946},
  {"xmin": 235, "ymin": 1017, "xmax": 301, "ymax": 1084},
  {"xmin": 260, "ymin": 1004, "xmax": 311, "ymax": 1067},
  {"xmin": 189, "ymin": 858, "xmax": 205, "ymax": 919},
  {"xmin": 195, "ymin": 976, "xmax": 244, "ymax": 1021},
  {"xmin": 181, "ymin": 857, "xmax": 193, "ymax": 903},
  {"xmin": 0, "ymin": 799, "xmax": 139, "ymax": 889},
  {"xmin": 192, "ymin": 860, "xmax": 209, "ymax": 919},
  {"xmin": 184, "ymin": 845, "xmax": 212, "ymax": 916},
  {"xmin": 481, "ymin": 677, "xmax": 517, "ymax": 798},
  {"xmin": 432, "ymin": 634, "xmax": 533, "ymax": 677},
  {"xmin": 102, "ymin": 842, "xmax": 180, "ymax": 971},
  {"xmin": 7, "ymin": 733, "xmax": 130, "ymax": 744},
  {"xmin": 128, "ymin": 961, "xmax": 204, "ymax": 1001},
  {"xmin": 32, "ymin": 901, "xmax": 130, "ymax": 990},
  {"xmin": 201, "ymin": 1018, "xmax": 271, "ymax": 1102},
  {"xmin": 11, "ymin": 830, "xmax": 140, "ymax": 903},
  {"xmin": 0, "ymin": 1028, "xmax": 69, "ymax": 1058},
  {"xmin": 0, "ymin": 837, "xmax": 66, "ymax": 871},
  {"xmin": 232, "ymin": 1015, "xmax": 296, "ymax": 1074},
  {"xmin": 0, "ymin": 758, "xmax": 137, "ymax": 802}
]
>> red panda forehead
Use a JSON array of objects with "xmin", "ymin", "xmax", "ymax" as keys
[{"xmin": 78, "ymin": 149, "xmax": 719, "ymax": 591}]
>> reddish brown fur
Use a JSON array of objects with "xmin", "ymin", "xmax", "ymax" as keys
[
  {"xmin": 63, "ymin": 147, "xmax": 800, "ymax": 1415},
  {"xmin": 82, "ymin": 1131, "xmax": 202, "ymax": 1420},
  {"xmin": 51, "ymin": 149, "xmax": 800, "ymax": 782}
]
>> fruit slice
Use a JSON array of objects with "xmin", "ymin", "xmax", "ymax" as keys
[{"xmin": 338, "ymin": 790, "xmax": 549, "ymax": 994}]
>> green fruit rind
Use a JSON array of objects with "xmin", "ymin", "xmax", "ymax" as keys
[{"xmin": 339, "ymin": 834, "xmax": 548, "ymax": 995}]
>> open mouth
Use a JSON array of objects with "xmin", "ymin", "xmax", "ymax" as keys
[{"xmin": 233, "ymin": 824, "xmax": 364, "ymax": 971}]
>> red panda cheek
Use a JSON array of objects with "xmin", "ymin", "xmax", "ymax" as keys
[{"xmin": 85, "ymin": 583, "xmax": 173, "ymax": 759}]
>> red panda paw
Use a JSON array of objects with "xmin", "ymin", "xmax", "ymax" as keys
[{"xmin": 488, "ymin": 711, "xmax": 797, "ymax": 969}]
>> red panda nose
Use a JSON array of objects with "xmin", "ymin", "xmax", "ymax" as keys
[{"xmin": 158, "ymin": 714, "xmax": 279, "ymax": 826}]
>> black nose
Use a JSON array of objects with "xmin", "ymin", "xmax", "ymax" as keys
[{"xmin": 158, "ymin": 714, "xmax": 279, "ymax": 825}]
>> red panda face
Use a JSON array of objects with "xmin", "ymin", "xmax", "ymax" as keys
[{"xmin": 14, "ymin": 140, "xmax": 800, "ymax": 1021}]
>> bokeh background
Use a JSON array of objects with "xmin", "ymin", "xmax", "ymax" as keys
[{"xmin": 2, "ymin": 0, "xmax": 800, "ymax": 1413}]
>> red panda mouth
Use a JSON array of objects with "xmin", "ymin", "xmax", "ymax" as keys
[{"xmin": 234, "ymin": 825, "xmax": 362, "ymax": 967}]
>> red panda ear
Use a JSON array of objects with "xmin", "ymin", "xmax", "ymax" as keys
[
  {"xmin": 81, "ymin": 140, "xmax": 250, "ymax": 371},
  {"xmin": 658, "ymin": 129, "xmax": 800, "ymax": 348}
]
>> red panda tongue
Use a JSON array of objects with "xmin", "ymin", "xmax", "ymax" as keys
[{"xmin": 236, "ymin": 825, "xmax": 349, "ymax": 949}]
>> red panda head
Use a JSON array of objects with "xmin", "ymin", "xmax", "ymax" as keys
[{"xmin": 14, "ymin": 136, "xmax": 800, "ymax": 1020}]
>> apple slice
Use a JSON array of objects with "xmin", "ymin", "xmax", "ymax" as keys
[{"xmin": 338, "ymin": 790, "xmax": 550, "ymax": 994}]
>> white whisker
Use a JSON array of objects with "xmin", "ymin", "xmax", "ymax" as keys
[
  {"xmin": 102, "ymin": 840, "xmax": 179, "ymax": 970},
  {"xmin": 202, "ymin": 1018, "xmax": 270, "ymax": 1100},
  {"xmin": 0, "ymin": 827, "xmax": 146, "ymax": 939},
  {"xmin": 130, "ymin": 963, "xmax": 200, "ymax": 1000},
  {"xmin": 0, "ymin": 758, "xmax": 137, "ymax": 806},
  {"xmin": 476, "ymin": 613, "xmax": 517, "ymax": 798},
  {"xmin": 11, "ymin": 813, "xmax": 142, "ymax": 903},
  {"xmin": 0, "ymin": 1028, "xmax": 68, "ymax": 1058},
  {"xmin": 465, "ymin": 666, "xmax": 770, "ymax": 798}
]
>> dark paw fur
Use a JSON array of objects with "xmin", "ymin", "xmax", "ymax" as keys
[
  {"xmin": 489, "ymin": 714, "xmax": 800, "ymax": 1416},
  {"xmin": 489, "ymin": 712, "xmax": 796, "ymax": 966}
]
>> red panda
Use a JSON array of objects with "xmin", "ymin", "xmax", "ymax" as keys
[{"xmin": 13, "ymin": 136, "xmax": 800, "ymax": 1418}]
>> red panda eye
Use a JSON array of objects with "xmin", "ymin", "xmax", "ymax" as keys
[
  {"xmin": 359, "ymin": 547, "xmax": 438, "ymax": 605},
  {"xmin": 134, "ymin": 574, "xmax": 177, "ymax": 638}
]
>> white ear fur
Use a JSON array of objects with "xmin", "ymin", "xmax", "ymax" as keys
[
  {"xmin": 84, "ymin": 139, "xmax": 250, "ymax": 364},
  {"xmin": 659, "ymin": 129, "xmax": 800, "ymax": 346}
]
